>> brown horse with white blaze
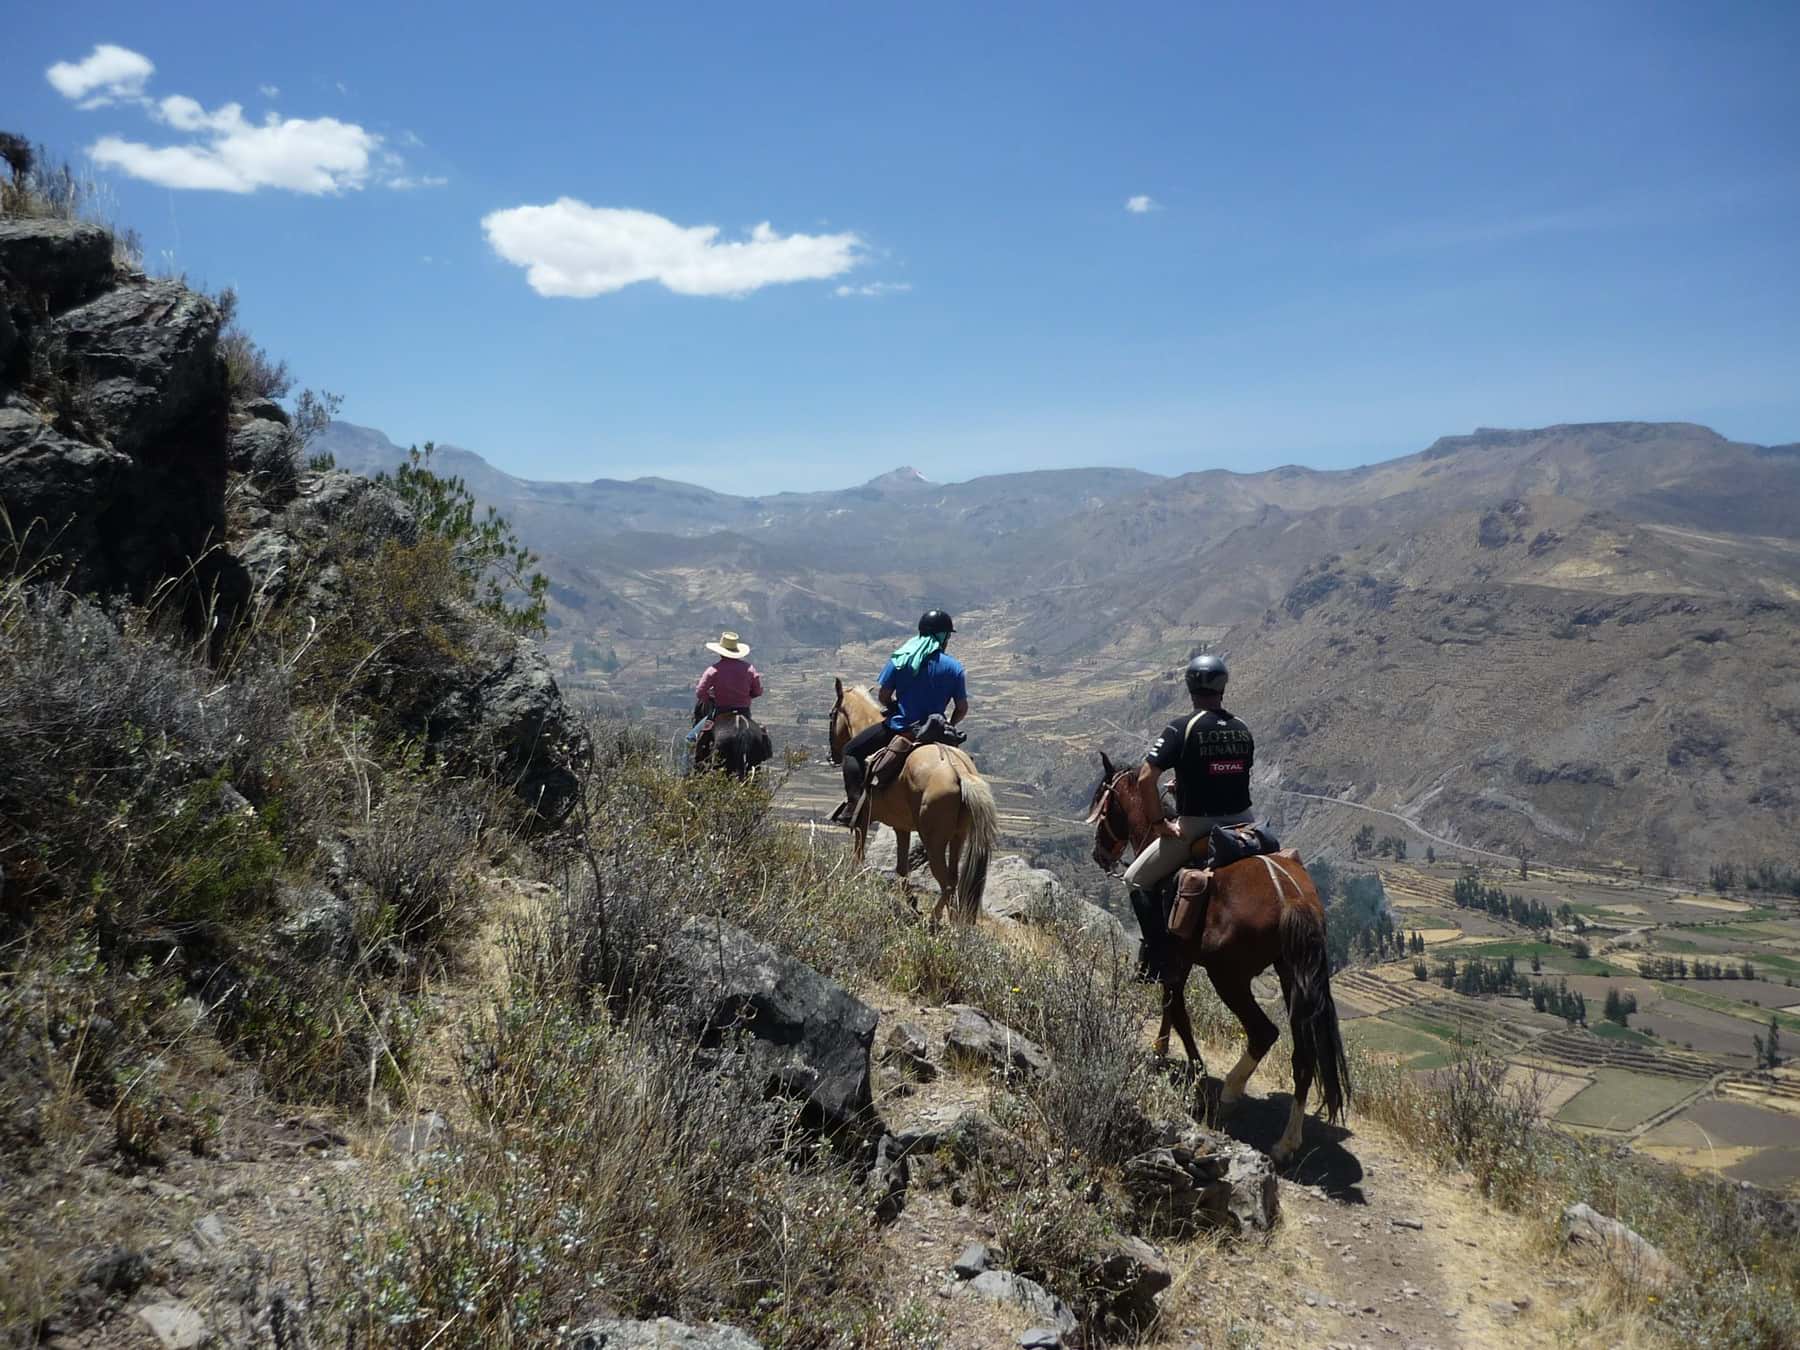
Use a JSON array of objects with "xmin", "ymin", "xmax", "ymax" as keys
[
  {"xmin": 1087, "ymin": 750, "xmax": 1350, "ymax": 1164},
  {"xmin": 827, "ymin": 679, "xmax": 996, "ymax": 926}
]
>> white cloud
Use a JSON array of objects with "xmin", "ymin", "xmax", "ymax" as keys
[
  {"xmin": 49, "ymin": 44, "xmax": 415, "ymax": 195},
  {"xmin": 835, "ymin": 280, "xmax": 911, "ymax": 298},
  {"xmin": 259, "ymin": 83, "xmax": 280, "ymax": 99},
  {"xmin": 93, "ymin": 105, "xmax": 379, "ymax": 193},
  {"xmin": 46, "ymin": 44, "xmax": 154, "ymax": 107},
  {"xmin": 387, "ymin": 175, "xmax": 448, "ymax": 191},
  {"xmin": 1125, "ymin": 194, "xmax": 1157, "ymax": 214},
  {"xmin": 481, "ymin": 199, "xmax": 862, "ymax": 298}
]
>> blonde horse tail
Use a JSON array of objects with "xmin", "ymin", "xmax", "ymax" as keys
[{"xmin": 956, "ymin": 774, "xmax": 997, "ymax": 922}]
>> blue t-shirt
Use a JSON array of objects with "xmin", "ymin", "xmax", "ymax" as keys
[{"xmin": 879, "ymin": 651, "xmax": 968, "ymax": 731}]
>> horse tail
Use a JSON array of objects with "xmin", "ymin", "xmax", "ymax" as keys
[
  {"xmin": 1278, "ymin": 870, "xmax": 1351, "ymax": 1124},
  {"xmin": 955, "ymin": 774, "xmax": 997, "ymax": 922}
]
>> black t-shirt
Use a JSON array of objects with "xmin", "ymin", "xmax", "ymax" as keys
[{"xmin": 1146, "ymin": 708, "xmax": 1254, "ymax": 817}]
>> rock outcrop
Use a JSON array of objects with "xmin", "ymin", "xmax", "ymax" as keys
[
  {"xmin": 571, "ymin": 1319, "xmax": 762, "ymax": 1350},
  {"xmin": 2, "ymin": 222, "xmax": 585, "ymax": 817},
  {"xmin": 944, "ymin": 1003, "xmax": 1053, "ymax": 1082},
  {"xmin": 662, "ymin": 915, "xmax": 878, "ymax": 1135},
  {"xmin": 1561, "ymin": 1202, "xmax": 1679, "ymax": 1287},
  {"xmin": 1122, "ymin": 1121, "xmax": 1280, "ymax": 1236},
  {"xmin": 1, "ymin": 222, "xmax": 246, "ymax": 630}
]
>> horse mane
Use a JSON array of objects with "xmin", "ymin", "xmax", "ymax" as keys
[{"xmin": 843, "ymin": 683, "xmax": 884, "ymax": 717}]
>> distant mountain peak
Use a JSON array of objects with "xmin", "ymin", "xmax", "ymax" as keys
[{"xmin": 864, "ymin": 465, "xmax": 933, "ymax": 490}]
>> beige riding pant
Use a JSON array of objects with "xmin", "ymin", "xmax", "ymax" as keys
[{"xmin": 1122, "ymin": 812, "xmax": 1255, "ymax": 892}]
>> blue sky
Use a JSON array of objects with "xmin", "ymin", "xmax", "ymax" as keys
[{"xmin": 16, "ymin": 2, "xmax": 1800, "ymax": 492}]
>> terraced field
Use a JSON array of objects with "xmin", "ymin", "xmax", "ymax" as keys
[{"xmin": 1349, "ymin": 857, "xmax": 1800, "ymax": 1192}]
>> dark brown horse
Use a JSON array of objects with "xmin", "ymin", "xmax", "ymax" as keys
[
  {"xmin": 1087, "ymin": 750, "xmax": 1350, "ymax": 1163},
  {"xmin": 693, "ymin": 711, "xmax": 773, "ymax": 780}
]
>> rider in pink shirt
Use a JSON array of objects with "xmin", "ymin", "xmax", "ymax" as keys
[{"xmin": 694, "ymin": 631, "xmax": 762, "ymax": 716}]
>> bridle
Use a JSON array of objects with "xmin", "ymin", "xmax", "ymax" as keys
[
  {"xmin": 1087, "ymin": 769, "xmax": 1137, "ymax": 877},
  {"xmin": 827, "ymin": 692, "xmax": 848, "ymax": 765}
]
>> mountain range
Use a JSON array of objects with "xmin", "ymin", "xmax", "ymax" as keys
[{"xmin": 316, "ymin": 419, "xmax": 1800, "ymax": 877}]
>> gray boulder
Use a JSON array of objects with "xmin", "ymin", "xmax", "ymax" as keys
[
  {"xmin": 944, "ymin": 1004, "xmax": 1052, "ymax": 1082},
  {"xmin": 49, "ymin": 279, "xmax": 225, "ymax": 460},
  {"xmin": 571, "ymin": 1319, "xmax": 761, "ymax": 1350},
  {"xmin": 1123, "ymin": 1122, "xmax": 1279, "ymax": 1236},
  {"xmin": 894, "ymin": 1107, "xmax": 1034, "ymax": 1186},
  {"xmin": 1562, "ymin": 1203, "xmax": 1679, "ymax": 1287},
  {"xmin": 274, "ymin": 885, "xmax": 356, "ymax": 967},
  {"xmin": 882, "ymin": 1020, "xmax": 937, "ymax": 1081},
  {"xmin": 282, "ymin": 470, "xmax": 417, "ymax": 547},
  {"xmin": 0, "ymin": 218, "xmax": 115, "ymax": 318},
  {"xmin": 663, "ymin": 916, "xmax": 878, "ymax": 1135},
  {"xmin": 426, "ymin": 632, "xmax": 582, "ymax": 822},
  {"xmin": 231, "ymin": 417, "xmax": 298, "ymax": 502},
  {"xmin": 980, "ymin": 855, "xmax": 1131, "ymax": 946},
  {"xmin": 240, "ymin": 396, "xmax": 289, "ymax": 425},
  {"xmin": 0, "ymin": 404, "xmax": 134, "ymax": 577},
  {"xmin": 1084, "ymin": 1233, "xmax": 1172, "ymax": 1332},
  {"xmin": 237, "ymin": 526, "xmax": 301, "ymax": 601},
  {"xmin": 961, "ymin": 1271, "xmax": 1076, "ymax": 1336},
  {"xmin": 138, "ymin": 1300, "xmax": 210, "ymax": 1349},
  {"xmin": 384, "ymin": 1111, "xmax": 453, "ymax": 1158}
]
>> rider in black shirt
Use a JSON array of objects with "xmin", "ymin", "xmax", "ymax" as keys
[{"xmin": 1122, "ymin": 652, "xmax": 1255, "ymax": 897}]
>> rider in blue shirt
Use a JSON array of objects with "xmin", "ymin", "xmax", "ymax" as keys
[{"xmin": 832, "ymin": 609, "xmax": 969, "ymax": 822}]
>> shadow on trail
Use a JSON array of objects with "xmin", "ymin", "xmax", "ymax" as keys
[{"xmin": 1189, "ymin": 1072, "xmax": 1366, "ymax": 1204}]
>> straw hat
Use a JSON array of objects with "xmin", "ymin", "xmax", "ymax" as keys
[{"xmin": 705, "ymin": 631, "xmax": 751, "ymax": 660}]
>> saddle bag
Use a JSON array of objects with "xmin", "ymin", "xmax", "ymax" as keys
[
  {"xmin": 1170, "ymin": 867, "xmax": 1213, "ymax": 940},
  {"xmin": 1207, "ymin": 823, "xmax": 1282, "ymax": 870},
  {"xmin": 904, "ymin": 713, "xmax": 967, "ymax": 748}
]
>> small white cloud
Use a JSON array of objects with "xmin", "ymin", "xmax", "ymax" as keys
[
  {"xmin": 1126, "ymin": 194, "xmax": 1157, "ymax": 214},
  {"xmin": 46, "ymin": 44, "xmax": 154, "ymax": 108},
  {"xmin": 482, "ymin": 199, "xmax": 863, "ymax": 298},
  {"xmin": 93, "ymin": 104, "xmax": 380, "ymax": 193},
  {"xmin": 52, "ymin": 46, "xmax": 417, "ymax": 195},
  {"xmin": 259, "ymin": 83, "xmax": 280, "ymax": 99},
  {"xmin": 834, "ymin": 280, "xmax": 912, "ymax": 298},
  {"xmin": 387, "ymin": 175, "xmax": 448, "ymax": 191}
]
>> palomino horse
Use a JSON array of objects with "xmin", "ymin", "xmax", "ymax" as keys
[
  {"xmin": 1087, "ymin": 750, "xmax": 1350, "ymax": 1164},
  {"xmin": 694, "ymin": 711, "xmax": 773, "ymax": 780},
  {"xmin": 826, "ymin": 679, "xmax": 996, "ymax": 926}
]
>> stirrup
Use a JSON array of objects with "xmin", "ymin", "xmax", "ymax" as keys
[{"xmin": 828, "ymin": 800, "xmax": 855, "ymax": 825}]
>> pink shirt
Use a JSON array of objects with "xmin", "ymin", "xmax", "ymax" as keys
[{"xmin": 696, "ymin": 659, "xmax": 762, "ymax": 710}]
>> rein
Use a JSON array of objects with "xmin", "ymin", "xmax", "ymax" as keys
[{"xmin": 1089, "ymin": 770, "xmax": 1143, "ymax": 877}]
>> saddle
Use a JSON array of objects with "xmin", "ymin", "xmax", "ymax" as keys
[
  {"xmin": 863, "ymin": 735, "xmax": 916, "ymax": 794},
  {"xmin": 1164, "ymin": 824, "xmax": 1286, "ymax": 941},
  {"xmin": 863, "ymin": 715, "xmax": 967, "ymax": 794}
]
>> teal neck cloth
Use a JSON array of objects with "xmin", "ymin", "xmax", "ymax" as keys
[{"xmin": 889, "ymin": 633, "xmax": 945, "ymax": 675}]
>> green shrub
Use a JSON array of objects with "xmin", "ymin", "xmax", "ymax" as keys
[{"xmin": 377, "ymin": 443, "xmax": 548, "ymax": 636}]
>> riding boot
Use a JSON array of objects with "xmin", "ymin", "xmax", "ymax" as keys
[
  {"xmin": 1128, "ymin": 885, "xmax": 1165, "ymax": 982},
  {"xmin": 830, "ymin": 757, "xmax": 867, "ymax": 826}
]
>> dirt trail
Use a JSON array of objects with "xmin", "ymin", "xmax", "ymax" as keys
[{"xmin": 858, "ymin": 964, "xmax": 1596, "ymax": 1348}]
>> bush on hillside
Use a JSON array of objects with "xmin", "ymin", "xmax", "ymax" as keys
[{"xmin": 377, "ymin": 443, "xmax": 549, "ymax": 636}]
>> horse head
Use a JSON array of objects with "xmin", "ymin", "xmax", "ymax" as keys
[
  {"xmin": 827, "ymin": 676, "xmax": 850, "ymax": 765},
  {"xmin": 1086, "ymin": 749, "xmax": 1139, "ymax": 875}
]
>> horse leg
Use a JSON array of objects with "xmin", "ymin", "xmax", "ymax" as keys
[
  {"xmin": 893, "ymin": 827, "xmax": 918, "ymax": 913},
  {"xmin": 1274, "ymin": 963, "xmax": 1310, "ymax": 1165},
  {"xmin": 925, "ymin": 835, "xmax": 956, "ymax": 929},
  {"xmin": 1150, "ymin": 957, "xmax": 1200, "ymax": 1064},
  {"xmin": 1206, "ymin": 966, "xmax": 1280, "ymax": 1112},
  {"xmin": 944, "ymin": 824, "xmax": 967, "ymax": 923},
  {"xmin": 916, "ymin": 791, "xmax": 960, "ymax": 929}
]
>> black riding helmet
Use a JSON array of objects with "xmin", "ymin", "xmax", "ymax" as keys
[
  {"xmin": 1185, "ymin": 652, "xmax": 1228, "ymax": 695},
  {"xmin": 918, "ymin": 609, "xmax": 956, "ymax": 637}
]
